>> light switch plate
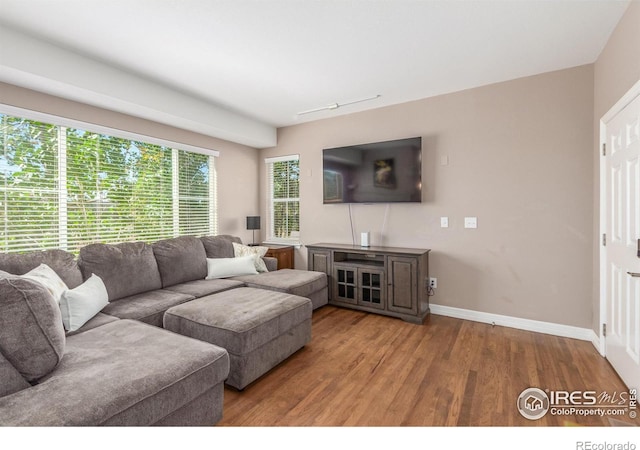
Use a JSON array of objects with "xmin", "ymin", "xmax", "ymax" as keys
[
  {"xmin": 440, "ymin": 217, "xmax": 449, "ymax": 228},
  {"xmin": 464, "ymin": 217, "xmax": 477, "ymax": 229}
]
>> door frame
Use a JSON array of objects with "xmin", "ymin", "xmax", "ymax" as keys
[{"xmin": 598, "ymin": 79, "xmax": 640, "ymax": 356}]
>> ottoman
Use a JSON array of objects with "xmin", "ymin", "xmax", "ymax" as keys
[
  {"xmin": 231, "ymin": 269, "xmax": 328, "ymax": 310},
  {"xmin": 163, "ymin": 287, "xmax": 312, "ymax": 390}
]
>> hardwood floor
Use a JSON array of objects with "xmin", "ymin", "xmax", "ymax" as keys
[{"xmin": 219, "ymin": 306, "xmax": 638, "ymax": 427}]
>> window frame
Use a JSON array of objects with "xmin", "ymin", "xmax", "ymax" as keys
[
  {"xmin": 265, "ymin": 154, "xmax": 300, "ymax": 246},
  {"xmin": 0, "ymin": 105, "xmax": 219, "ymax": 253}
]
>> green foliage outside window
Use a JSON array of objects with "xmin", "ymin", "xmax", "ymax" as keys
[
  {"xmin": 0, "ymin": 114, "xmax": 215, "ymax": 253},
  {"xmin": 270, "ymin": 159, "xmax": 299, "ymax": 240}
]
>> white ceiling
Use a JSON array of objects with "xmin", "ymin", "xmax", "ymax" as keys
[{"xmin": 0, "ymin": 0, "xmax": 631, "ymax": 148}]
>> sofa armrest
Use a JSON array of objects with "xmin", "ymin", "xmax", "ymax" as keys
[{"xmin": 263, "ymin": 257, "xmax": 278, "ymax": 272}]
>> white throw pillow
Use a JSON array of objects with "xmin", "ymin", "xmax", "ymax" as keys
[
  {"xmin": 21, "ymin": 263, "xmax": 68, "ymax": 304},
  {"xmin": 59, "ymin": 274, "xmax": 109, "ymax": 332},
  {"xmin": 232, "ymin": 242, "xmax": 269, "ymax": 273},
  {"xmin": 206, "ymin": 255, "xmax": 258, "ymax": 279}
]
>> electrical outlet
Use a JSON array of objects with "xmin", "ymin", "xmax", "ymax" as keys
[
  {"xmin": 429, "ymin": 277, "xmax": 437, "ymax": 289},
  {"xmin": 464, "ymin": 217, "xmax": 478, "ymax": 229}
]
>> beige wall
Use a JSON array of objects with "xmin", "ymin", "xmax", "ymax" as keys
[
  {"xmin": 0, "ymin": 82, "xmax": 260, "ymax": 243},
  {"xmin": 262, "ymin": 65, "xmax": 595, "ymax": 328},
  {"xmin": 592, "ymin": 1, "xmax": 640, "ymax": 332},
  {"xmin": 5, "ymin": 5, "xmax": 636, "ymax": 331}
]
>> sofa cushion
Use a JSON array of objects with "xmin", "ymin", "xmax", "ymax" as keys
[
  {"xmin": 200, "ymin": 235, "xmax": 241, "ymax": 259},
  {"xmin": 78, "ymin": 241, "xmax": 162, "ymax": 301},
  {"xmin": 231, "ymin": 269, "xmax": 327, "ymax": 298},
  {"xmin": 152, "ymin": 236, "xmax": 207, "ymax": 288},
  {"xmin": 0, "ymin": 320, "xmax": 230, "ymax": 426},
  {"xmin": 101, "ymin": 289, "xmax": 194, "ymax": 327},
  {"xmin": 164, "ymin": 278, "xmax": 245, "ymax": 298},
  {"xmin": 65, "ymin": 313, "xmax": 119, "ymax": 337},
  {"xmin": 0, "ymin": 249, "xmax": 83, "ymax": 289},
  {"xmin": 0, "ymin": 277, "xmax": 65, "ymax": 383}
]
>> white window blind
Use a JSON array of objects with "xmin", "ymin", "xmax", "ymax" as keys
[
  {"xmin": 0, "ymin": 117, "xmax": 60, "ymax": 252},
  {"xmin": 177, "ymin": 149, "xmax": 216, "ymax": 236},
  {"xmin": 0, "ymin": 113, "xmax": 217, "ymax": 253},
  {"xmin": 266, "ymin": 155, "xmax": 300, "ymax": 244}
]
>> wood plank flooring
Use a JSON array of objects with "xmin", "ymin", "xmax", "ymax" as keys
[{"xmin": 219, "ymin": 306, "xmax": 638, "ymax": 427}]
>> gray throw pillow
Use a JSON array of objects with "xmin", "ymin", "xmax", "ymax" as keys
[{"xmin": 0, "ymin": 277, "xmax": 66, "ymax": 383}]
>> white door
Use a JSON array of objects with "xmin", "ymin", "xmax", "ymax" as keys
[{"xmin": 603, "ymin": 85, "xmax": 640, "ymax": 389}]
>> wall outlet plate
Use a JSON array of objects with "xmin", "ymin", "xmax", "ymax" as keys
[
  {"xmin": 440, "ymin": 217, "xmax": 449, "ymax": 228},
  {"xmin": 464, "ymin": 217, "xmax": 478, "ymax": 228},
  {"xmin": 429, "ymin": 277, "xmax": 437, "ymax": 289}
]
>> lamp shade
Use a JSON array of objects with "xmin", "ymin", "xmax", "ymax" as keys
[{"xmin": 246, "ymin": 216, "xmax": 261, "ymax": 230}]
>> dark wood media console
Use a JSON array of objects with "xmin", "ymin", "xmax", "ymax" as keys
[{"xmin": 306, "ymin": 243, "xmax": 430, "ymax": 324}]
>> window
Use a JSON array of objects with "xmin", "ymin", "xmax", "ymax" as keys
[
  {"xmin": 0, "ymin": 112, "xmax": 217, "ymax": 253},
  {"xmin": 0, "ymin": 118, "xmax": 59, "ymax": 252},
  {"xmin": 266, "ymin": 155, "xmax": 300, "ymax": 244},
  {"xmin": 177, "ymin": 150, "xmax": 216, "ymax": 236}
]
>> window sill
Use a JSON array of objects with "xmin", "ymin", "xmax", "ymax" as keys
[{"xmin": 263, "ymin": 240, "xmax": 302, "ymax": 249}]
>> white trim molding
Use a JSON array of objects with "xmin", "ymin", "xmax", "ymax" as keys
[
  {"xmin": 430, "ymin": 303, "xmax": 599, "ymax": 347},
  {"xmin": 1, "ymin": 104, "xmax": 220, "ymax": 157}
]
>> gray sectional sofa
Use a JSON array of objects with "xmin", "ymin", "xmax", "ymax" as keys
[{"xmin": 0, "ymin": 234, "xmax": 327, "ymax": 426}]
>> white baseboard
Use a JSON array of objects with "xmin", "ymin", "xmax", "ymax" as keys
[{"xmin": 430, "ymin": 303, "xmax": 600, "ymax": 346}]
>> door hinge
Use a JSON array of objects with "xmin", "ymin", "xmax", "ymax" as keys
[
  {"xmin": 602, "ymin": 233, "xmax": 606, "ymax": 246},
  {"xmin": 602, "ymin": 143, "xmax": 606, "ymax": 156},
  {"xmin": 603, "ymin": 323, "xmax": 607, "ymax": 337}
]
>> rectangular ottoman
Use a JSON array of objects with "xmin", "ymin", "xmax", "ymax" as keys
[
  {"xmin": 163, "ymin": 287, "xmax": 312, "ymax": 390},
  {"xmin": 231, "ymin": 269, "xmax": 328, "ymax": 310}
]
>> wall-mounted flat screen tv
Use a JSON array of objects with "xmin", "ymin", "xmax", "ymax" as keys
[{"xmin": 322, "ymin": 137, "xmax": 422, "ymax": 204}]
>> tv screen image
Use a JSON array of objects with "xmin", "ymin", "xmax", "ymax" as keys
[{"xmin": 322, "ymin": 137, "xmax": 422, "ymax": 204}]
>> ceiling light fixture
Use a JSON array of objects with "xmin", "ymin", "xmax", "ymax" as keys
[{"xmin": 297, "ymin": 94, "xmax": 381, "ymax": 116}]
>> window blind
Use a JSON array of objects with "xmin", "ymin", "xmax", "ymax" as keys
[
  {"xmin": 0, "ymin": 117, "xmax": 60, "ymax": 252},
  {"xmin": 65, "ymin": 129, "xmax": 175, "ymax": 248},
  {"xmin": 0, "ymin": 113, "xmax": 217, "ymax": 254},
  {"xmin": 266, "ymin": 155, "xmax": 300, "ymax": 244},
  {"xmin": 177, "ymin": 149, "xmax": 216, "ymax": 236}
]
